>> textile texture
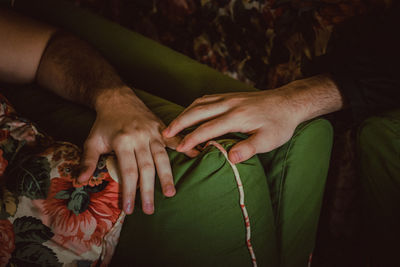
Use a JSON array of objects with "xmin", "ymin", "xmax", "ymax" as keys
[
  {"xmin": 358, "ymin": 110, "xmax": 400, "ymax": 266},
  {"xmin": 58, "ymin": 0, "xmax": 394, "ymax": 265},
  {"xmin": 67, "ymin": 0, "xmax": 391, "ymax": 90},
  {"xmin": 1, "ymin": 79, "xmax": 332, "ymax": 267},
  {"xmin": 0, "ymin": 93, "xmax": 125, "ymax": 266}
]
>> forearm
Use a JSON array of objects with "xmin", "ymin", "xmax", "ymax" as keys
[
  {"xmin": 278, "ymin": 74, "xmax": 345, "ymax": 124},
  {"xmin": 36, "ymin": 31, "xmax": 131, "ymax": 109},
  {"xmin": 0, "ymin": 8, "xmax": 56, "ymax": 84}
]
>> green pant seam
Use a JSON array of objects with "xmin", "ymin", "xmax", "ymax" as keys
[{"xmin": 275, "ymin": 118, "xmax": 326, "ymax": 239}]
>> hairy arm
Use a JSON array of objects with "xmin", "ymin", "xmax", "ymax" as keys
[
  {"xmin": 0, "ymin": 8, "xmax": 195, "ymax": 215},
  {"xmin": 287, "ymin": 74, "xmax": 344, "ymax": 122},
  {"xmin": 36, "ymin": 32, "xmax": 126, "ymax": 107},
  {"xmin": 164, "ymin": 74, "xmax": 344, "ymax": 163}
]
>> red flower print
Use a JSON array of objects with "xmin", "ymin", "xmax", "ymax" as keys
[
  {"xmin": 0, "ymin": 220, "xmax": 15, "ymax": 266},
  {"xmin": 33, "ymin": 173, "xmax": 122, "ymax": 255},
  {"xmin": 0, "ymin": 150, "xmax": 8, "ymax": 177}
]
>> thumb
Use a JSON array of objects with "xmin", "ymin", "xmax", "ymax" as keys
[
  {"xmin": 78, "ymin": 146, "xmax": 101, "ymax": 183},
  {"xmin": 228, "ymin": 133, "xmax": 265, "ymax": 164}
]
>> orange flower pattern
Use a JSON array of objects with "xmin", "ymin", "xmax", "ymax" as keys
[
  {"xmin": 33, "ymin": 167, "xmax": 121, "ymax": 255},
  {"xmin": 0, "ymin": 93, "xmax": 124, "ymax": 266},
  {"xmin": 0, "ymin": 220, "xmax": 15, "ymax": 266}
]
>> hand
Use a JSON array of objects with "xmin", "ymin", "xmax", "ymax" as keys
[
  {"xmin": 163, "ymin": 87, "xmax": 305, "ymax": 164},
  {"xmin": 163, "ymin": 75, "xmax": 343, "ymax": 164},
  {"xmin": 77, "ymin": 87, "xmax": 197, "ymax": 215}
]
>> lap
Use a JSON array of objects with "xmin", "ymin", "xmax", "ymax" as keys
[{"xmin": 0, "ymin": 90, "xmax": 279, "ymax": 266}]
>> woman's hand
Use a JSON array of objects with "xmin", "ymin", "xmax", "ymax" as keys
[{"xmin": 77, "ymin": 87, "xmax": 197, "ymax": 215}]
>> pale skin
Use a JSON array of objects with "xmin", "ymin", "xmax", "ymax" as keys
[
  {"xmin": 163, "ymin": 75, "xmax": 345, "ymax": 163},
  {"xmin": 0, "ymin": 8, "xmax": 197, "ymax": 215}
]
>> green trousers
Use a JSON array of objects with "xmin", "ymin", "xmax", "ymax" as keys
[
  {"xmin": 358, "ymin": 109, "xmax": 400, "ymax": 266},
  {"xmin": 1, "ymin": 0, "xmax": 334, "ymax": 265}
]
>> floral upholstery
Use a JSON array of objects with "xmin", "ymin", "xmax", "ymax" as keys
[
  {"xmin": 0, "ymin": 94, "xmax": 124, "ymax": 267},
  {"xmin": 68, "ymin": 0, "xmax": 391, "ymax": 90}
]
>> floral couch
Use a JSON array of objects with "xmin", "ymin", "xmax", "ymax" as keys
[{"xmin": 0, "ymin": 95, "xmax": 124, "ymax": 266}]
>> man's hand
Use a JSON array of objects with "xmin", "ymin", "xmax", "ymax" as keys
[
  {"xmin": 163, "ymin": 75, "xmax": 344, "ymax": 163},
  {"xmin": 77, "ymin": 87, "xmax": 196, "ymax": 215}
]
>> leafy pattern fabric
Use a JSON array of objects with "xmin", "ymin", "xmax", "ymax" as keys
[
  {"xmin": 0, "ymin": 94, "xmax": 124, "ymax": 267},
  {"xmin": 67, "ymin": 0, "xmax": 391, "ymax": 90}
]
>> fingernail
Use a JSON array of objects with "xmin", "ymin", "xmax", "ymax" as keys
[
  {"xmin": 230, "ymin": 151, "xmax": 242, "ymax": 164},
  {"xmin": 125, "ymin": 200, "xmax": 134, "ymax": 214},
  {"xmin": 77, "ymin": 175, "xmax": 88, "ymax": 183},
  {"xmin": 165, "ymin": 185, "xmax": 176, "ymax": 197},
  {"xmin": 143, "ymin": 202, "xmax": 154, "ymax": 214}
]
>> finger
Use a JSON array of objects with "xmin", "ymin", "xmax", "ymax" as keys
[
  {"xmin": 136, "ymin": 144, "xmax": 156, "ymax": 215},
  {"xmin": 78, "ymin": 140, "xmax": 102, "ymax": 183},
  {"xmin": 228, "ymin": 132, "xmax": 270, "ymax": 164},
  {"xmin": 177, "ymin": 115, "xmax": 236, "ymax": 152},
  {"xmin": 173, "ymin": 95, "xmax": 223, "ymax": 123},
  {"xmin": 150, "ymin": 141, "xmax": 176, "ymax": 197},
  {"xmin": 115, "ymin": 147, "xmax": 138, "ymax": 215},
  {"xmin": 189, "ymin": 94, "xmax": 223, "ymax": 106},
  {"xmin": 163, "ymin": 101, "xmax": 228, "ymax": 138},
  {"xmin": 164, "ymin": 134, "xmax": 200, "ymax": 157}
]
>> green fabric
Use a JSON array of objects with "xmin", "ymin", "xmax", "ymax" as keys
[
  {"xmin": 1, "ymin": 1, "xmax": 335, "ymax": 265},
  {"xmin": 7, "ymin": 0, "xmax": 256, "ymax": 107},
  {"xmin": 259, "ymin": 119, "xmax": 332, "ymax": 267},
  {"xmin": 112, "ymin": 141, "xmax": 278, "ymax": 267},
  {"xmin": 1, "ymin": 85, "xmax": 279, "ymax": 266},
  {"xmin": 2, "ymin": 83, "xmax": 333, "ymax": 267},
  {"xmin": 358, "ymin": 109, "xmax": 400, "ymax": 266}
]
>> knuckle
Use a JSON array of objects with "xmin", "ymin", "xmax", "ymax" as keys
[
  {"xmin": 83, "ymin": 138, "xmax": 97, "ymax": 150},
  {"xmin": 159, "ymin": 173, "xmax": 173, "ymax": 182},
  {"xmin": 149, "ymin": 120, "xmax": 162, "ymax": 130},
  {"xmin": 170, "ymin": 120, "xmax": 181, "ymax": 129},
  {"xmin": 246, "ymin": 143, "xmax": 257, "ymax": 154},
  {"xmin": 140, "ymin": 188, "xmax": 154, "ymax": 196},
  {"xmin": 113, "ymin": 132, "xmax": 132, "ymax": 145},
  {"xmin": 152, "ymin": 148, "xmax": 167, "ymax": 158},
  {"xmin": 183, "ymin": 135, "xmax": 199, "ymax": 148},
  {"xmin": 134, "ymin": 130, "xmax": 149, "ymax": 139},
  {"xmin": 121, "ymin": 166, "xmax": 138, "ymax": 177},
  {"xmin": 140, "ymin": 162, "xmax": 155, "ymax": 173}
]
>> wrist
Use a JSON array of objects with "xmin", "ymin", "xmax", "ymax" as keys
[
  {"xmin": 279, "ymin": 74, "xmax": 344, "ymax": 124},
  {"xmin": 93, "ymin": 86, "xmax": 140, "ymax": 112}
]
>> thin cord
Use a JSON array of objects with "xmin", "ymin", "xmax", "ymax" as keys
[{"xmin": 206, "ymin": 141, "xmax": 257, "ymax": 267}]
